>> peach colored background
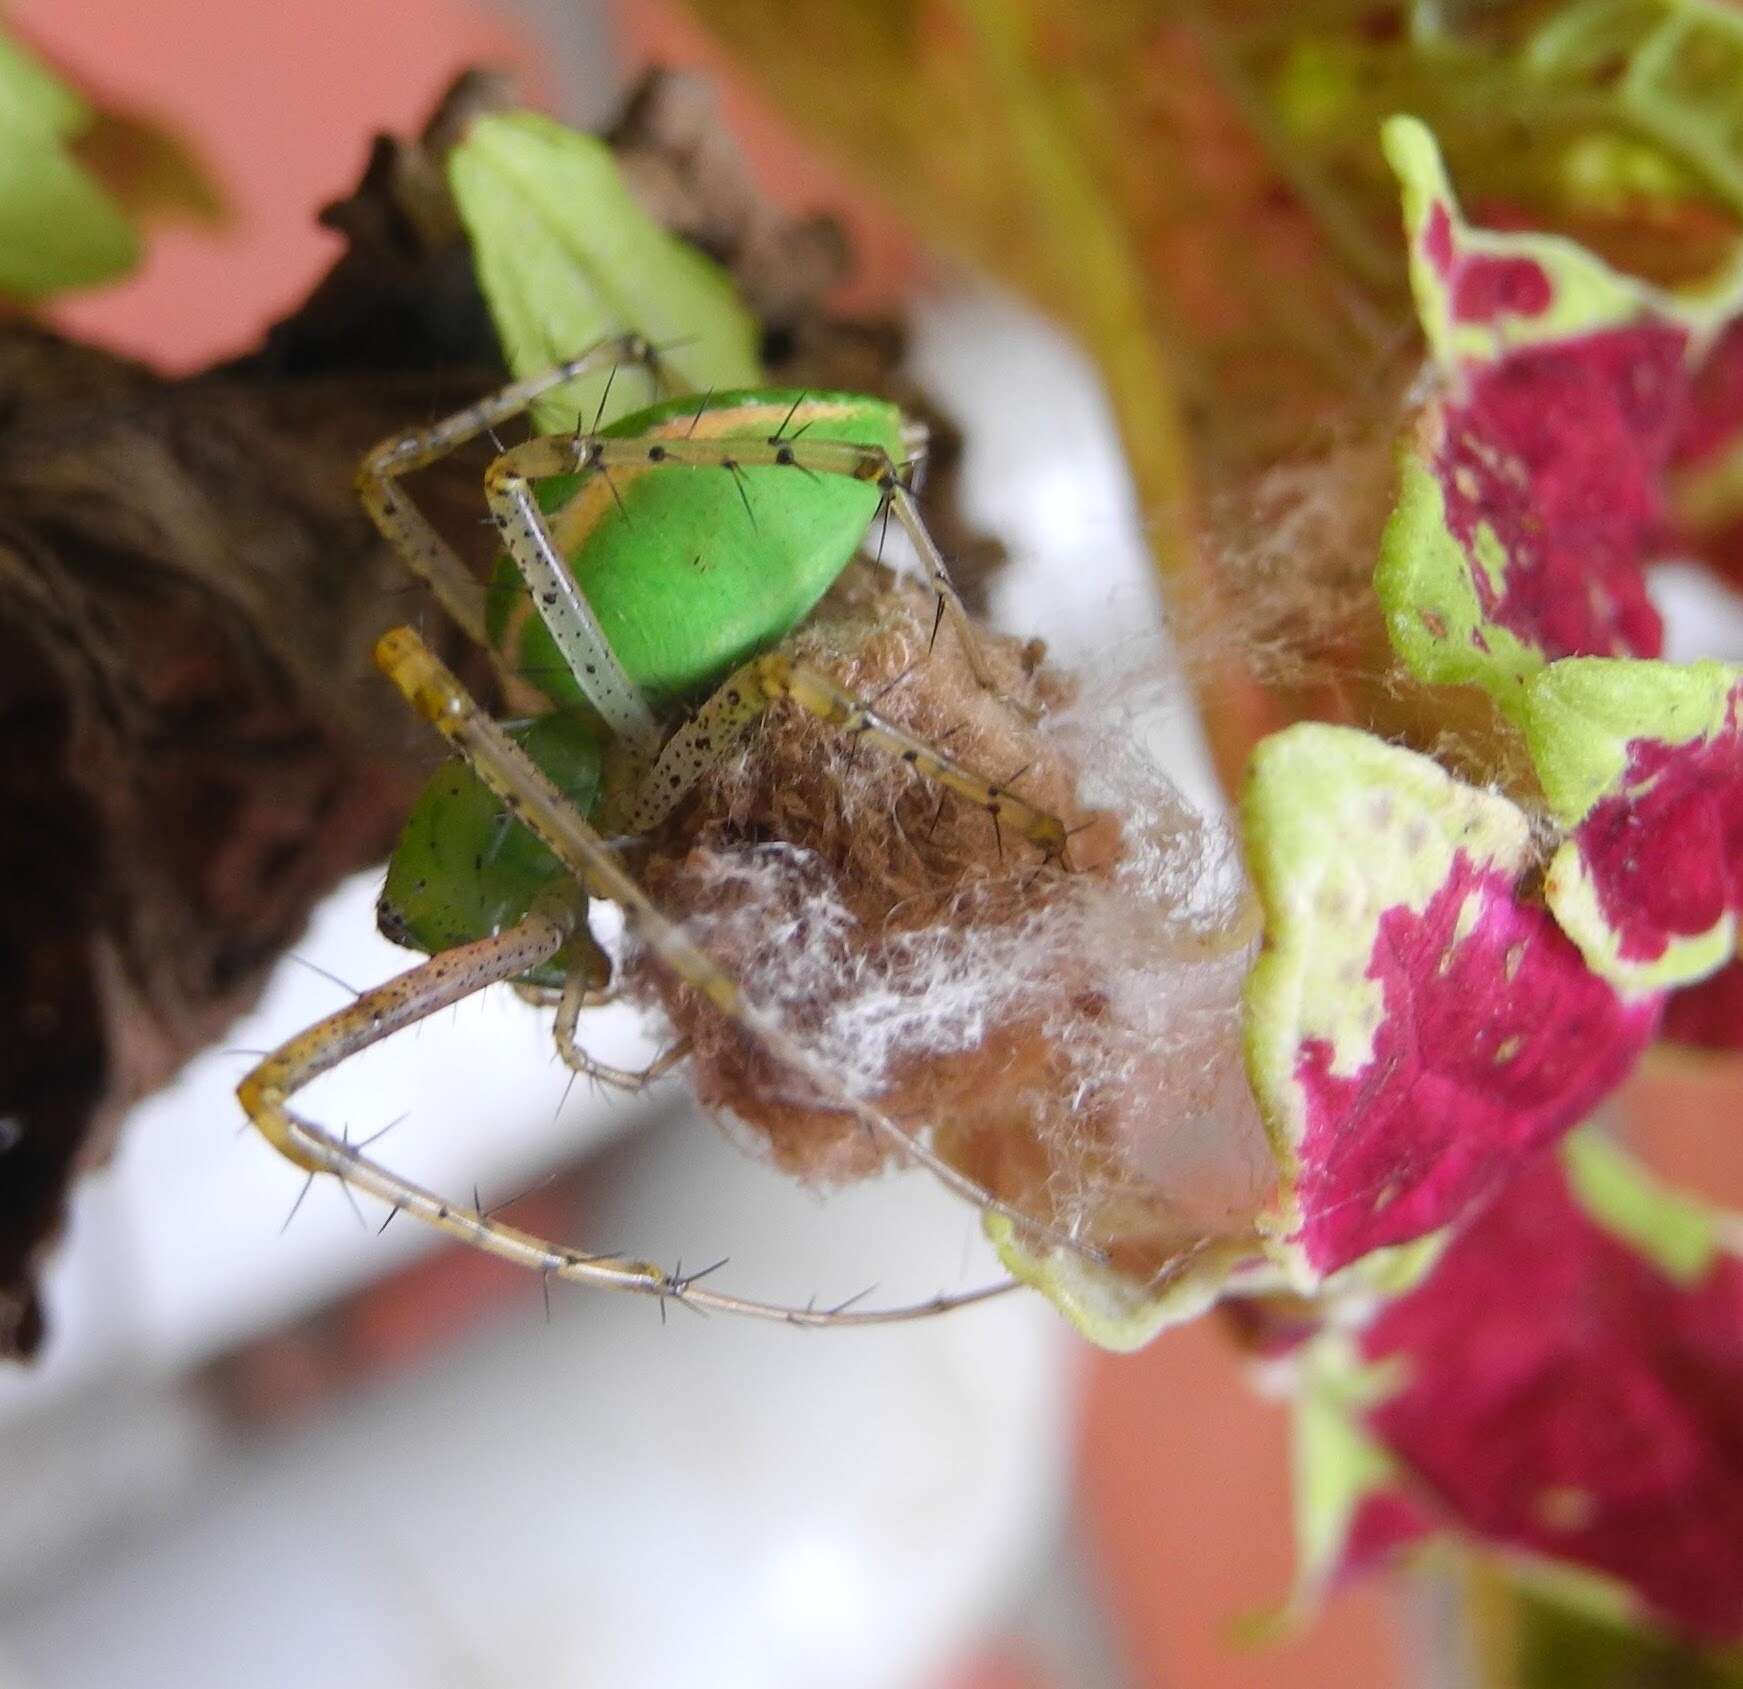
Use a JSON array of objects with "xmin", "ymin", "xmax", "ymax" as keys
[{"xmin": 15, "ymin": 0, "xmax": 538, "ymax": 368}]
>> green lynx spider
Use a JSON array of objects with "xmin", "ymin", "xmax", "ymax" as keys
[{"xmin": 239, "ymin": 335, "xmax": 1087, "ymax": 1326}]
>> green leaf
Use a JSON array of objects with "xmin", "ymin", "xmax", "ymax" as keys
[
  {"xmin": 0, "ymin": 28, "xmax": 138, "ymax": 296},
  {"xmin": 1288, "ymin": 1334, "xmax": 1406, "ymax": 1601},
  {"xmin": 1544, "ymin": 0, "xmax": 1743, "ymax": 224},
  {"xmin": 1560, "ymin": 1129, "xmax": 1721, "ymax": 1287},
  {"xmin": 447, "ymin": 111, "xmax": 761, "ymax": 435},
  {"xmin": 0, "ymin": 29, "xmax": 87, "ymax": 138},
  {"xmin": 1510, "ymin": 1577, "xmax": 1743, "ymax": 1688}
]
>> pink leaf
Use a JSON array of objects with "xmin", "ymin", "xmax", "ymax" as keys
[
  {"xmin": 1291, "ymin": 854, "xmax": 1657, "ymax": 1274},
  {"xmin": 1244, "ymin": 726, "xmax": 1660, "ymax": 1281},
  {"xmin": 1356, "ymin": 1143, "xmax": 1743, "ymax": 1641},
  {"xmin": 1529, "ymin": 659, "xmax": 1743, "ymax": 992},
  {"xmin": 1375, "ymin": 118, "xmax": 1735, "ymax": 711},
  {"xmin": 1424, "ymin": 322, "xmax": 1682, "ymax": 664},
  {"xmin": 1664, "ymin": 959, "xmax": 1743, "ymax": 1051}
]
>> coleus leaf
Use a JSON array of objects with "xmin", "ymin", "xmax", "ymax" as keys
[
  {"xmin": 1577, "ymin": 0, "xmax": 1743, "ymax": 225},
  {"xmin": 984, "ymin": 1180, "xmax": 1440, "ymax": 1354},
  {"xmin": 1375, "ymin": 116, "xmax": 1735, "ymax": 716},
  {"xmin": 447, "ymin": 110, "xmax": 761, "ymax": 434},
  {"xmin": 1264, "ymin": 0, "xmax": 1743, "ymax": 252},
  {"xmin": 0, "ymin": 28, "xmax": 139, "ymax": 297},
  {"xmin": 1664, "ymin": 958, "xmax": 1743, "ymax": 1052},
  {"xmin": 984, "ymin": 1217, "xmax": 1280, "ymax": 1354},
  {"xmin": 1244, "ymin": 724, "xmax": 1661, "ymax": 1282},
  {"xmin": 1526, "ymin": 657, "xmax": 1743, "ymax": 992},
  {"xmin": 1285, "ymin": 1330, "xmax": 1428, "ymax": 1608},
  {"xmin": 1670, "ymin": 316, "xmax": 1743, "ymax": 591},
  {"xmin": 1304, "ymin": 1134, "xmax": 1743, "ymax": 1644}
]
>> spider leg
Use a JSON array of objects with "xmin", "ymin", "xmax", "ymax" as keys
[
  {"xmin": 235, "ymin": 897, "xmax": 678, "ymax": 1300},
  {"xmin": 375, "ymin": 623, "xmax": 1104, "ymax": 1278},
  {"xmin": 355, "ymin": 334, "xmax": 664, "ymax": 668},
  {"xmin": 237, "ymin": 890, "xmax": 1002, "ymax": 1324},
  {"xmin": 621, "ymin": 652, "xmax": 1070, "ymax": 863},
  {"xmin": 514, "ymin": 920, "xmax": 690, "ymax": 1088},
  {"xmin": 552, "ymin": 961, "xmax": 691, "ymax": 1092}
]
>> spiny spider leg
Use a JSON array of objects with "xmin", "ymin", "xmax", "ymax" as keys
[
  {"xmin": 623, "ymin": 651, "xmax": 1070, "ymax": 861},
  {"xmin": 236, "ymin": 890, "xmax": 1010, "ymax": 1325},
  {"xmin": 374, "ymin": 623, "xmax": 1104, "ymax": 1271},
  {"xmin": 484, "ymin": 426, "xmax": 1013, "ymax": 713},
  {"xmin": 357, "ymin": 336, "xmax": 665, "ymax": 751},
  {"xmin": 553, "ymin": 962, "xmax": 692, "ymax": 1091},
  {"xmin": 519, "ymin": 914, "xmax": 687, "ymax": 1085}
]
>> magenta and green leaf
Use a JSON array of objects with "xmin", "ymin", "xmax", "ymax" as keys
[
  {"xmin": 1374, "ymin": 117, "xmax": 1734, "ymax": 715},
  {"xmin": 1526, "ymin": 657, "xmax": 1743, "ymax": 993},
  {"xmin": 1665, "ymin": 960, "xmax": 1743, "ymax": 1052},
  {"xmin": 1671, "ymin": 318, "xmax": 1743, "ymax": 592},
  {"xmin": 1242, "ymin": 725, "xmax": 1660, "ymax": 1282},
  {"xmin": 1330, "ymin": 1135, "xmax": 1743, "ymax": 1643}
]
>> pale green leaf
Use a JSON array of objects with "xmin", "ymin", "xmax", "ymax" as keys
[
  {"xmin": 0, "ymin": 28, "xmax": 138, "ymax": 296},
  {"xmin": 447, "ymin": 111, "xmax": 761, "ymax": 435}
]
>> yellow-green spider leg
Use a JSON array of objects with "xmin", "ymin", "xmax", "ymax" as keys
[
  {"xmin": 552, "ymin": 964, "xmax": 692, "ymax": 1092},
  {"xmin": 521, "ymin": 927, "xmax": 692, "ymax": 1091},
  {"xmin": 357, "ymin": 334, "xmax": 666, "ymax": 758},
  {"xmin": 624, "ymin": 651, "xmax": 1071, "ymax": 863},
  {"xmin": 484, "ymin": 421, "xmax": 1010, "ymax": 709},
  {"xmin": 235, "ymin": 889, "xmax": 1006, "ymax": 1324}
]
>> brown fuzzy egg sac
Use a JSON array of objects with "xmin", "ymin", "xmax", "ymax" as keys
[{"xmin": 628, "ymin": 564, "xmax": 1276, "ymax": 1287}]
